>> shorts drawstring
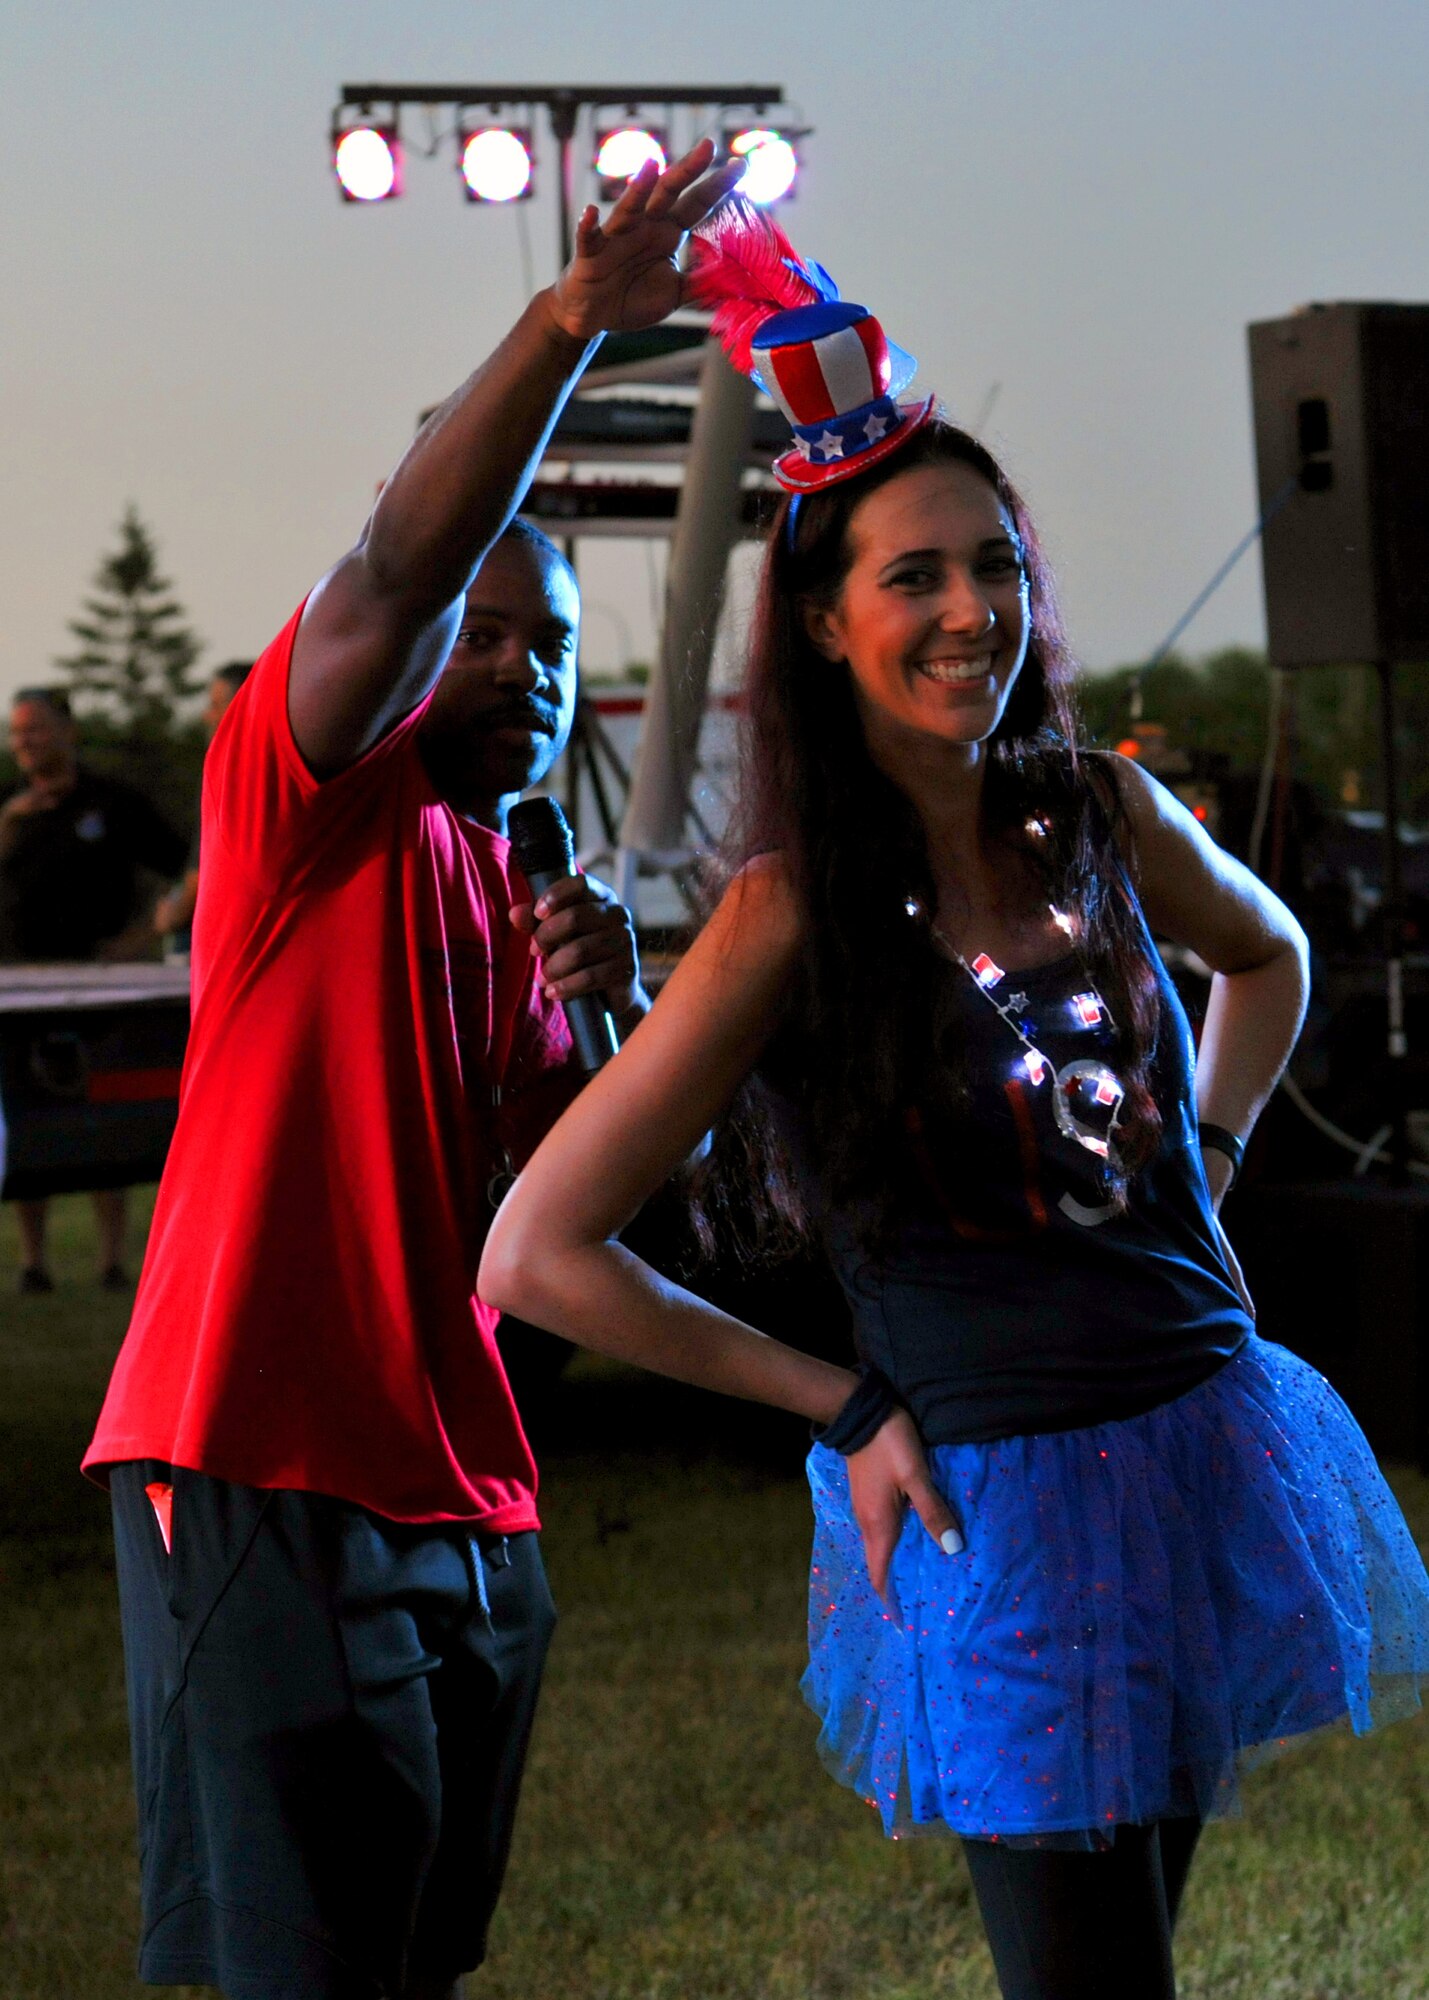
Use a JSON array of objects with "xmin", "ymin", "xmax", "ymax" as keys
[{"xmin": 466, "ymin": 1531, "xmax": 511, "ymax": 1627}]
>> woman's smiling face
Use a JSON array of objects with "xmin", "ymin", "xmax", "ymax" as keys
[{"xmin": 803, "ymin": 458, "xmax": 1031, "ymax": 762}]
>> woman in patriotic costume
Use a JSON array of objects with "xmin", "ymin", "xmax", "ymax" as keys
[{"xmin": 481, "ymin": 200, "xmax": 1429, "ymax": 1998}]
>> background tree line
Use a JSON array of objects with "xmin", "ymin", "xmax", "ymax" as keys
[
  {"xmin": 1076, "ymin": 646, "xmax": 1429, "ymax": 828},
  {"xmin": 6, "ymin": 510, "xmax": 1429, "ymax": 836},
  {"xmin": 0, "ymin": 507, "xmax": 210, "ymax": 837}
]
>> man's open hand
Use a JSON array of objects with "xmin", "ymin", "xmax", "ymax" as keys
[{"xmin": 544, "ymin": 138, "xmax": 743, "ymax": 342}]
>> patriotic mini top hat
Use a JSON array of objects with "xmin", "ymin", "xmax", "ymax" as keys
[{"xmin": 687, "ymin": 199, "xmax": 935, "ymax": 493}]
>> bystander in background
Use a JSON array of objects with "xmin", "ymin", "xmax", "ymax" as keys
[
  {"xmin": 151, "ymin": 662, "xmax": 252, "ymax": 956},
  {"xmin": 0, "ymin": 686, "xmax": 186, "ymax": 1291}
]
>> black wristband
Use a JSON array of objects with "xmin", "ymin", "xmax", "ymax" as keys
[
  {"xmin": 1198, "ymin": 1122, "xmax": 1245, "ymax": 1192},
  {"xmin": 814, "ymin": 1366, "xmax": 902, "ymax": 1455}
]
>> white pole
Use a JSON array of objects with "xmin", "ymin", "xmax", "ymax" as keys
[{"xmin": 616, "ymin": 343, "xmax": 755, "ymax": 868}]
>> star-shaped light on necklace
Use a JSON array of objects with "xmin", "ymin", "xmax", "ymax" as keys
[
  {"xmin": 814, "ymin": 429, "xmax": 846, "ymax": 460},
  {"xmin": 1007, "ymin": 992, "xmax": 1030, "ymax": 1013},
  {"xmin": 862, "ymin": 412, "xmax": 890, "ymax": 445}
]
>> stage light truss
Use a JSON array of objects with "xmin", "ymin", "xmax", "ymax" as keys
[{"xmin": 329, "ymin": 85, "xmax": 802, "ymax": 230}]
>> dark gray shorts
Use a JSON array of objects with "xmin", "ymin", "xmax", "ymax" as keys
[{"xmin": 111, "ymin": 1461, "xmax": 555, "ymax": 2000}]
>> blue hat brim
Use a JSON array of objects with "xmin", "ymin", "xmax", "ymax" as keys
[{"xmin": 772, "ymin": 394, "xmax": 938, "ymax": 493}]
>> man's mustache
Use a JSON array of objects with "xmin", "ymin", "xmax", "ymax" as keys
[{"xmin": 481, "ymin": 701, "xmax": 559, "ymax": 737}]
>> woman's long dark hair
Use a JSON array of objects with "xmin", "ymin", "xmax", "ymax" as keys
[{"xmin": 690, "ymin": 418, "xmax": 1162, "ymax": 1263}]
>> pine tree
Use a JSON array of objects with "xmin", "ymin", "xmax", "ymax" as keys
[{"xmin": 56, "ymin": 506, "xmax": 204, "ymax": 737}]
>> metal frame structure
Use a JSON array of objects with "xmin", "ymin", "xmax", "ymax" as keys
[
  {"xmin": 338, "ymin": 79, "xmax": 800, "ymax": 925},
  {"xmin": 335, "ymin": 84, "xmax": 787, "ymax": 259}
]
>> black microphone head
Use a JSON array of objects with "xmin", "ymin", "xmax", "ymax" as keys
[{"xmin": 506, "ymin": 796, "xmax": 575, "ymax": 878}]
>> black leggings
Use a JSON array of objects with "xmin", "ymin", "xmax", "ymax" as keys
[{"xmin": 960, "ymin": 1818, "xmax": 1203, "ymax": 2000}]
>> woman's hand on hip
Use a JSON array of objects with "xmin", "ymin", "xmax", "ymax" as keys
[{"xmin": 848, "ymin": 1409, "xmax": 964, "ymax": 1603}]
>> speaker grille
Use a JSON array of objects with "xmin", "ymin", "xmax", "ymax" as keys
[
  {"xmin": 1364, "ymin": 308, "xmax": 1429, "ymax": 663},
  {"xmin": 1249, "ymin": 302, "xmax": 1429, "ymax": 667}
]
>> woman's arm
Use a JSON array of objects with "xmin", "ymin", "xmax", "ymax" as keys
[
  {"xmin": 479, "ymin": 859, "xmax": 961, "ymax": 1594},
  {"xmin": 1103, "ymin": 752, "xmax": 1310, "ymax": 1210},
  {"xmin": 481, "ymin": 860, "xmax": 850, "ymax": 1411}
]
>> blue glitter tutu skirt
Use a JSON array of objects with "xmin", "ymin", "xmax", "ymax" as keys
[{"xmin": 802, "ymin": 1335, "xmax": 1429, "ymax": 1847}]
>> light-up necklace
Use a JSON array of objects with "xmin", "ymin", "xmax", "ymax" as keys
[{"xmin": 915, "ymin": 876, "xmax": 1128, "ymax": 1164}]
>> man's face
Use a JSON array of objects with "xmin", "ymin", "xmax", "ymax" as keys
[
  {"xmin": 417, "ymin": 539, "xmax": 580, "ymax": 813},
  {"xmin": 9, "ymin": 700, "xmax": 77, "ymax": 782}
]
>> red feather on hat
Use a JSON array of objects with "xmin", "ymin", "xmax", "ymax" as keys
[{"xmin": 686, "ymin": 197, "xmax": 829, "ymax": 377}]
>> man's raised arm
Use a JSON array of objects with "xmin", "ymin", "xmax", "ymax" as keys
[{"xmin": 289, "ymin": 140, "xmax": 741, "ymax": 777}]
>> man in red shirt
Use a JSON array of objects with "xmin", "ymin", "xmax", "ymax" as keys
[{"xmin": 85, "ymin": 140, "xmax": 740, "ymax": 2000}]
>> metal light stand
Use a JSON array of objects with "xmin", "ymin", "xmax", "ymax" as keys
[
  {"xmin": 337, "ymin": 82, "xmax": 786, "ymax": 272},
  {"xmin": 1374, "ymin": 657, "xmax": 1412, "ymax": 1185}
]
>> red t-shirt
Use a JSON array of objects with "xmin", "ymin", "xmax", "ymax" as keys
[{"xmin": 84, "ymin": 603, "xmax": 578, "ymax": 1526}]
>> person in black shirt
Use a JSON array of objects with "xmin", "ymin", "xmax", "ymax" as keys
[
  {"xmin": 151, "ymin": 662, "xmax": 253, "ymax": 953},
  {"xmin": 1, "ymin": 686, "xmax": 186, "ymax": 1290}
]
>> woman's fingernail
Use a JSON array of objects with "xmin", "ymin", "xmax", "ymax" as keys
[
  {"xmin": 534, "ymin": 898, "xmax": 550, "ymax": 918},
  {"xmin": 940, "ymin": 1528, "xmax": 964, "ymax": 1556}
]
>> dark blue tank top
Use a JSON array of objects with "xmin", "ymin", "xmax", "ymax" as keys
[{"xmin": 769, "ymin": 908, "xmax": 1251, "ymax": 1446}]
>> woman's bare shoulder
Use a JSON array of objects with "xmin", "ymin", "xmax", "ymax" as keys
[
  {"xmin": 1075, "ymin": 748, "xmax": 1156, "ymax": 869},
  {"xmin": 702, "ymin": 852, "xmax": 804, "ymax": 961},
  {"xmin": 1081, "ymin": 750, "xmax": 1303, "ymax": 965},
  {"xmin": 638, "ymin": 853, "xmax": 804, "ymax": 1052}
]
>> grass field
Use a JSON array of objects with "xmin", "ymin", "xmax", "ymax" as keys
[{"xmin": 2, "ymin": 1191, "xmax": 1427, "ymax": 1999}]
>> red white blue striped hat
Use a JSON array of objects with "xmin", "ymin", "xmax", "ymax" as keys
[
  {"xmin": 687, "ymin": 202, "xmax": 935, "ymax": 494},
  {"xmin": 750, "ymin": 299, "xmax": 935, "ymax": 492}
]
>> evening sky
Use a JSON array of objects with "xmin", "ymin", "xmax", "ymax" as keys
[{"xmin": 6, "ymin": 0, "xmax": 1426, "ymax": 703}]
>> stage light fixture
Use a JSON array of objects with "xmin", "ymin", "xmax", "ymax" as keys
[
  {"xmin": 333, "ymin": 122, "xmax": 402, "ymax": 202},
  {"xmin": 459, "ymin": 126, "xmax": 534, "ymax": 202},
  {"xmin": 594, "ymin": 124, "xmax": 668, "ymax": 200},
  {"xmin": 727, "ymin": 127, "xmax": 799, "ymax": 204}
]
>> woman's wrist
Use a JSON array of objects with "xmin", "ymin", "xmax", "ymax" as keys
[
  {"xmin": 1198, "ymin": 1122, "xmax": 1245, "ymax": 1196},
  {"xmin": 814, "ymin": 1366, "xmax": 904, "ymax": 1456}
]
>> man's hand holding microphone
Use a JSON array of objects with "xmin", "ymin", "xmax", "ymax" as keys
[{"xmin": 507, "ymin": 797, "xmax": 648, "ymax": 1073}]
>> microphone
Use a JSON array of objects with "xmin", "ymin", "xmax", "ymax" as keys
[{"xmin": 506, "ymin": 797, "xmax": 621, "ymax": 1075}]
